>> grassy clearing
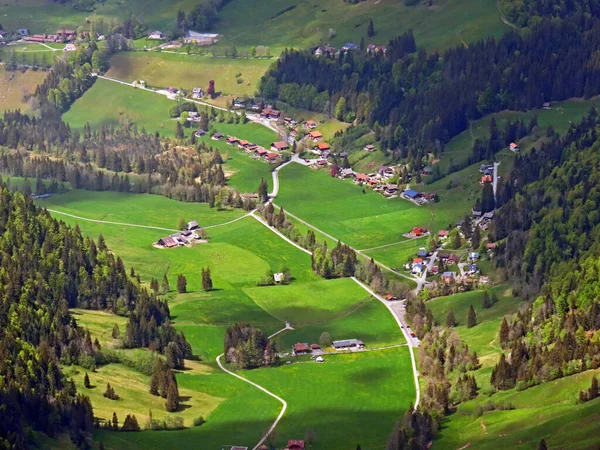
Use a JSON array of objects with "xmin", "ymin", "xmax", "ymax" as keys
[
  {"xmin": 362, "ymin": 238, "xmax": 428, "ymax": 270},
  {"xmin": 276, "ymin": 163, "xmax": 431, "ymax": 249},
  {"xmin": 63, "ymin": 363, "xmax": 224, "ymax": 428},
  {"xmin": 436, "ymin": 369, "xmax": 600, "ymax": 450},
  {"xmin": 244, "ymin": 348, "xmax": 415, "ymax": 450},
  {"xmin": 0, "ymin": 0, "xmax": 200, "ymax": 34},
  {"xmin": 107, "ymin": 52, "xmax": 272, "ymax": 97},
  {"xmin": 37, "ymin": 190, "xmax": 245, "ymax": 229},
  {"xmin": 62, "ymin": 78, "xmax": 179, "ymax": 136},
  {"xmin": 0, "ymin": 66, "xmax": 47, "ymax": 113},
  {"xmin": 216, "ymin": 0, "xmax": 507, "ymax": 52},
  {"xmin": 70, "ymin": 309, "xmax": 127, "ymax": 348}
]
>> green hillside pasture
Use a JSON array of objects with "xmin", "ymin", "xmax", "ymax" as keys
[
  {"xmin": 93, "ymin": 361, "xmax": 281, "ymax": 450},
  {"xmin": 62, "ymin": 78, "xmax": 179, "ymax": 136},
  {"xmin": 435, "ymin": 369, "xmax": 600, "ymax": 450},
  {"xmin": 223, "ymin": 148, "xmax": 274, "ymax": 193},
  {"xmin": 276, "ymin": 163, "xmax": 431, "ymax": 249},
  {"xmin": 278, "ymin": 297, "xmax": 405, "ymax": 350},
  {"xmin": 216, "ymin": 0, "xmax": 507, "ymax": 52},
  {"xmin": 0, "ymin": 44, "xmax": 57, "ymax": 66},
  {"xmin": 0, "ymin": 66, "xmax": 48, "ymax": 113},
  {"xmin": 36, "ymin": 190, "xmax": 245, "ymax": 229},
  {"xmin": 438, "ymin": 97, "xmax": 600, "ymax": 172},
  {"xmin": 362, "ymin": 238, "xmax": 428, "ymax": 270},
  {"xmin": 63, "ymin": 363, "xmax": 224, "ymax": 428},
  {"xmin": 107, "ymin": 52, "xmax": 272, "ymax": 97},
  {"xmin": 244, "ymin": 347, "xmax": 416, "ymax": 450},
  {"xmin": 70, "ymin": 309, "xmax": 127, "ymax": 348},
  {"xmin": 0, "ymin": 0, "xmax": 199, "ymax": 34},
  {"xmin": 244, "ymin": 277, "xmax": 370, "ymax": 325},
  {"xmin": 426, "ymin": 285, "xmax": 522, "ymax": 356}
]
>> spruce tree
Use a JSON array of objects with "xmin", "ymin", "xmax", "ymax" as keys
[
  {"xmin": 165, "ymin": 381, "xmax": 180, "ymax": 412},
  {"xmin": 446, "ymin": 309, "xmax": 456, "ymax": 327},
  {"xmin": 367, "ymin": 19, "xmax": 375, "ymax": 37},
  {"xmin": 467, "ymin": 304, "xmax": 477, "ymax": 328},
  {"xmin": 177, "ymin": 274, "xmax": 187, "ymax": 293},
  {"xmin": 538, "ymin": 439, "xmax": 547, "ymax": 450},
  {"xmin": 112, "ymin": 412, "xmax": 119, "ymax": 430},
  {"xmin": 202, "ymin": 267, "xmax": 213, "ymax": 291},
  {"xmin": 499, "ymin": 317, "xmax": 509, "ymax": 345},
  {"xmin": 482, "ymin": 291, "xmax": 491, "ymax": 309},
  {"xmin": 175, "ymin": 121, "xmax": 184, "ymax": 139},
  {"xmin": 84, "ymin": 372, "xmax": 91, "ymax": 389},
  {"xmin": 258, "ymin": 177, "xmax": 269, "ymax": 203},
  {"xmin": 161, "ymin": 273, "xmax": 170, "ymax": 294}
]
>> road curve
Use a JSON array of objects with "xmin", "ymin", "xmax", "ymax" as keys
[
  {"xmin": 351, "ymin": 277, "xmax": 421, "ymax": 410},
  {"xmin": 216, "ymin": 354, "xmax": 287, "ymax": 450}
]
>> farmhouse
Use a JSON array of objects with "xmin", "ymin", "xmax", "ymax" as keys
[
  {"xmin": 304, "ymin": 120, "xmax": 317, "ymax": 129},
  {"xmin": 333, "ymin": 339, "xmax": 364, "ymax": 350},
  {"xmin": 187, "ymin": 111, "xmax": 200, "ymax": 122},
  {"xmin": 192, "ymin": 87, "xmax": 204, "ymax": 98},
  {"xmin": 421, "ymin": 167, "xmax": 433, "ymax": 176},
  {"xmin": 184, "ymin": 31, "xmax": 219, "ymax": 45},
  {"xmin": 186, "ymin": 220, "xmax": 199, "ymax": 231},
  {"xmin": 307, "ymin": 130, "xmax": 323, "ymax": 141},
  {"xmin": 194, "ymin": 129, "xmax": 206, "ymax": 137},
  {"xmin": 158, "ymin": 237, "xmax": 178, "ymax": 248},
  {"xmin": 481, "ymin": 175, "xmax": 493, "ymax": 184},
  {"xmin": 271, "ymin": 141, "xmax": 289, "ymax": 151},
  {"xmin": 292, "ymin": 343, "xmax": 311, "ymax": 355},
  {"xmin": 261, "ymin": 107, "xmax": 281, "ymax": 119},
  {"xmin": 438, "ymin": 230, "xmax": 449, "ymax": 239},
  {"xmin": 64, "ymin": 44, "xmax": 76, "ymax": 52},
  {"xmin": 148, "ymin": 30, "xmax": 165, "ymax": 40},
  {"xmin": 315, "ymin": 142, "xmax": 330, "ymax": 152},
  {"xmin": 467, "ymin": 264, "xmax": 479, "ymax": 275},
  {"xmin": 409, "ymin": 226, "xmax": 428, "ymax": 237},
  {"xmin": 354, "ymin": 173, "xmax": 370, "ymax": 184},
  {"xmin": 543, "ymin": 102, "xmax": 552, "ymax": 110},
  {"xmin": 340, "ymin": 168, "xmax": 355, "ymax": 178},
  {"xmin": 403, "ymin": 189, "xmax": 422, "ymax": 201},
  {"xmin": 288, "ymin": 440, "xmax": 306, "ymax": 450},
  {"xmin": 17, "ymin": 29, "xmax": 29, "ymax": 37},
  {"xmin": 509, "ymin": 142, "xmax": 519, "ymax": 152},
  {"xmin": 468, "ymin": 251, "xmax": 480, "ymax": 261},
  {"xmin": 211, "ymin": 132, "xmax": 223, "ymax": 140},
  {"xmin": 364, "ymin": 144, "xmax": 375, "ymax": 151},
  {"xmin": 448, "ymin": 254, "xmax": 459, "ymax": 264},
  {"xmin": 343, "ymin": 42, "xmax": 358, "ymax": 51},
  {"xmin": 384, "ymin": 184, "xmax": 398, "ymax": 196},
  {"xmin": 265, "ymin": 152, "xmax": 279, "ymax": 163},
  {"xmin": 226, "ymin": 136, "xmax": 240, "ymax": 145},
  {"xmin": 486, "ymin": 242, "xmax": 497, "ymax": 250}
]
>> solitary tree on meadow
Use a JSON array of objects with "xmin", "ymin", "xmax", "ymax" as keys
[
  {"xmin": 201, "ymin": 267, "xmax": 213, "ymax": 291},
  {"xmin": 84, "ymin": 373, "xmax": 91, "ymax": 389},
  {"xmin": 177, "ymin": 274, "xmax": 187, "ymax": 293},
  {"xmin": 467, "ymin": 304, "xmax": 477, "ymax": 328},
  {"xmin": 367, "ymin": 19, "xmax": 375, "ymax": 37},
  {"xmin": 446, "ymin": 309, "xmax": 456, "ymax": 327}
]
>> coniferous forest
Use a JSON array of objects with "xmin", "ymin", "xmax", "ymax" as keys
[{"xmin": 0, "ymin": 187, "xmax": 189, "ymax": 448}]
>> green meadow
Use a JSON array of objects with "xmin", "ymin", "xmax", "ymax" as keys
[
  {"xmin": 276, "ymin": 163, "xmax": 432, "ymax": 249},
  {"xmin": 0, "ymin": 66, "xmax": 48, "ymax": 113},
  {"xmin": 107, "ymin": 52, "xmax": 272, "ymax": 97},
  {"xmin": 39, "ymin": 187, "xmax": 414, "ymax": 449},
  {"xmin": 216, "ymin": 0, "xmax": 508, "ymax": 52}
]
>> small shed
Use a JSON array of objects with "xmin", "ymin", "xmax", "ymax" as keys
[{"xmin": 186, "ymin": 220, "xmax": 199, "ymax": 231}]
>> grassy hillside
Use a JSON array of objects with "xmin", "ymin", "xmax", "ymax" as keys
[
  {"xmin": 107, "ymin": 52, "xmax": 272, "ymax": 97},
  {"xmin": 276, "ymin": 163, "xmax": 433, "ymax": 249},
  {"xmin": 39, "ymin": 188, "xmax": 415, "ymax": 449},
  {"xmin": 0, "ymin": 66, "xmax": 48, "ymax": 113},
  {"xmin": 215, "ymin": 0, "xmax": 508, "ymax": 51}
]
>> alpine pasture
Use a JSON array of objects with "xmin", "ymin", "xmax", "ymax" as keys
[{"xmin": 38, "ymin": 189, "xmax": 415, "ymax": 449}]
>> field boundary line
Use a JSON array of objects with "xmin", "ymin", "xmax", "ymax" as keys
[
  {"xmin": 358, "ymin": 239, "xmax": 417, "ymax": 252},
  {"xmin": 351, "ymin": 277, "xmax": 420, "ymax": 410},
  {"xmin": 45, "ymin": 209, "xmax": 179, "ymax": 232},
  {"xmin": 216, "ymin": 354, "xmax": 287, "ymax": 450},
  {"xmin": 250, "ymin": 212, "xmax": 312, "ymax": 255}
]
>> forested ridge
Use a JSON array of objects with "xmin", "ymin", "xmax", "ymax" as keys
[
  {"xmin": 499, "ymin": 0, "xmax": 600, "ymax": 27},
  {"xmin": 260, "ymin": 16, "xmax": 600, "ymax": 164},
  {"xmin": 0, "ymin": 186, "xmax": 190, "ymax": 448}
]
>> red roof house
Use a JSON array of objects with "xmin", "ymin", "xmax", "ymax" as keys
[
  {"xmin": 316, "ymin": 142, "xmax": 330, "ymax": 151},
  {"xmin": 288, "ymin": 440, "xmax": 305, "ymax": 450},
  {"xmin": 308, "ymin": 131, "xmax": 323, "ymax": 140},
  {"xmin": 292, "ymin": 343, "xmax": 311, "ymax": 355},
  {"xmin": 271, "ymin": 141, "xmax": 289, "ymax": 151}
]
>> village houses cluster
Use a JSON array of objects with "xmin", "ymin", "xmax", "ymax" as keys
[{"xmin": 155, "ymin": 220, "xmax": 204, "ymax": 249}]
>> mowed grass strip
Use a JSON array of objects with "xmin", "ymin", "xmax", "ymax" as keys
[
  {"xmin": 37, "ymin": 190, "xmax": 245, "ymax": 229},
  {"xmin": 243, "ymin": 277, "xmax": 371, "ymax": 325},
  {"xmin": 243, "ymin": 347, "xmax": 416, "ymax": 450},
  {"xmin": 107, "ymin": 52, "xmax": 272, "ymax": 96},
  {"xmin": 276, "ymin": 163, "xmax": 431, "ymax": 249}
]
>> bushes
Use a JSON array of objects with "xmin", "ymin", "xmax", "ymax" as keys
[{"xmin": 193, "ymin": 416, "xmax": 206, "ymax": 427}]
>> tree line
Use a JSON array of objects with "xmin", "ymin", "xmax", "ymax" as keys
[{"xmin": 260, "ymin": 17, "xmax": 600, "ymax": 173}]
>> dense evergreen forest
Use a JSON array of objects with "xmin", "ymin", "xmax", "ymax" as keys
[
  {"xmin": 0, "ymin": 187, "xmax": 189, "ymax": 448},
  {"xmin": 499, "ymin": 0, "xmax": 600, "ymax": 27},
  {"xmin": 260, "ymin": 17, "xmax": 600, "ymax": 165}
]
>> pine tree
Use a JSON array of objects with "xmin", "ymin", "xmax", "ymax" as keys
[
  {"xmin": 201, "ymin": 267, "xmax": 213, "ymax": 291},
  {"xmin": 446, "ymin": 309, "xmax": 456, "ymax": 327},
  {"xmin": 499, "ymin": 317, "xmax": 509, "ymax": 345},
  {"xmin": 177, "ymin": 274, "xmax": 187, "ymax": 293},
  {"xmin": 589, "ymin": 376, "xmax": 598, "ymax": 400},
  {"xmin": 84, "ymin": 372, "xmax": 91, "ymax": 389},
  {"xmin": 367, "ymin": 19, "xmax": 375, "ymax": 37},
  {"xmin": 165, "ymin": 381, "xmax": 180, "ymax": 412},
  {"xmin": 467, "ymin": 304, "xmax": 477, "ymax": 328},
  {"xmin": 175, "ymin": 121, "xmax": 184, "ymax": 139},
  {"xmin": 538, "ymin": 439, "xmax": 547, "ymax": 450},
  {"xmin": 258, "ymin": 177, "xmax": 269, "ymax": 203},
  {"xmin": 149, "ymin": 362, "xmax": 161, "ymax": 396},
  {"xmin": 161, "ymin": 273, "xmax": 170, "ymax": 294},
  {"xmin": 150, "ymin": 277, "xmax": 159, "ymax": 294},
  {"xmin": 472, "ymin": 226, "xmax": 481, "ymax": 249},
  {"xmin": 112, "ymin": 412, "xmax": 119, "ymax": 430},
  {"xmin": 112, "ymin": 323, "xmax": 120, "ymax": 339},
  {"xmin": 482, "ymin": 290, "xmax": 491, "ymax": 309}
]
